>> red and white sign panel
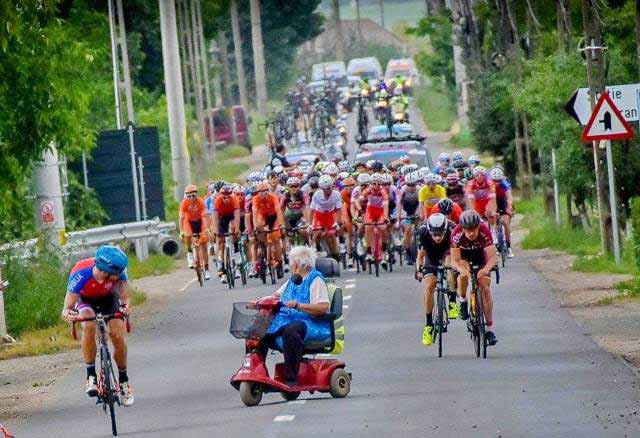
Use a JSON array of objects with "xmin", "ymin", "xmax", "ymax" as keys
[
  {"xmin": 40, "ymin": 201, "xmax": 55, "ymax": 225},
  {"xmin": 582, "ymin": 92, "xmax": 634, "ymax": 142}
]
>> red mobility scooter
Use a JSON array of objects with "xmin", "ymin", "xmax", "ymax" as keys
[{"xmin": 230, "ymin": 258, "xmax": 351, "ymax": 406}]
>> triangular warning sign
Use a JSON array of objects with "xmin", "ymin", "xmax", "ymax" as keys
[{"xmin": 582, "ymin": 92, "xmax": 634, "ymax": 142}]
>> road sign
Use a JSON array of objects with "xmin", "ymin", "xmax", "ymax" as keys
[
  {"xmin": 581, "ymin": 92, "xmax": 634, "ymax": 142},
  {"xmin": 40, "ymin": 201, "xmax": 55, "ymax": 225},
  {"xmin": 565, "ymin": 83, "xmax": 640, "ymax": 125}
]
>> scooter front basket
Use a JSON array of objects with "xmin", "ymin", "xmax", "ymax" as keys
[{"xmin": 230, "ymin": 302, "xmax": 274, "ymax": 339}]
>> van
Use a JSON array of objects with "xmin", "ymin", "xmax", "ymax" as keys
[
  {"xmin": 311, "ymin": 61, "xmax": 348, "ymax": 88},
  {"xmin": 347, "ymin": 57, "xmax": 383, "ymax": 84}
]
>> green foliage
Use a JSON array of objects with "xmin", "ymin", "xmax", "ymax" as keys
[
  {"xmin": 408, "ymin": 13, "xmax": 455, "ymax": 92},
  {"xmin": 631, "ymin": 197, "xmax": 640, "ymax": 273},
  {"xmin": 2, "ymin": 251, "xmax": 68, "ymax": 336},
  {"xmin": 128, "ymin": 254, "xmax": 176, "ymax": 279},
  {"xmin": 414, "ymin": 84, "xmax": 456, "ymax": 132},
  {"xmin": 64, "ymin": 171, "xmax": 109, "ymax": 231}
]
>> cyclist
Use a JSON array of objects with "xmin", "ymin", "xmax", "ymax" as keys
[
  {"xmin": 309, "ymin": 175, "xmax": 342, "ymax": 260},
  {"xmin": 281, "ymin": 176, "xmax": 308, "ymax": 244},
  {"xmin": 465, "ymin": 166, "xmax": 497, "ymax": 230},
  {"xmin": 433, "ymin": 153, "xmax": 450, "ymax": 178},
  {"xmin": 430, "ymin": 198, "xmax": 463, "ymax": 224},
  {"xmin": 212, "ymin": 185, "xmax": 241, "ymax": 283},
  {"xmin": 267, "ymin": 170, "xmax": 284, "ymax": 196},
  {"xmin": 415, "ymin": 213, "xmax": 458, "ymax": 346},
  {"xmin": 468, "ymin": 155, "xmax": 481, "ymax": 168},
  {"xmin": 398, "ymin": 171, "xmax": 421, "ymax": 265},
  {"xmin": 418, "ymin": 173, "xmax": 446, "ymax": 220},
  {"xmin": 490, "ymin": 166, "xmax": 515, "ymax": 258},
  {"xmin": 351, "ymin": 173, "xmax": 371, "ymax": 240},
  {"xmin": 340, "ymin": 176, "xmax": 357, "ymax": 266},
  {"xmin": 61, "ymin": 245, "xmax": 134, "ymax": 406},
  {"xmin": 179, "ymin": 185, "xmax": 210, "ymax": 277},
  {"xmin": 252, "ymin": 181, "xmax": 286, "ymax": 278},
  {"xmin": 451, "ymin": 210, "xmax": 498, "ymax": 346},
  {"xmin": 357, "ymin": 173, "xmax": 389, "ymax": 265},
  {"xmin": 444, "ymin": 172, "xmax": 466, "ymax": 208}
]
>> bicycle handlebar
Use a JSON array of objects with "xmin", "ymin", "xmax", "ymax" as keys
[{"xmin": 71, "ymin": 310, "xmax": 131, "ymax": 340}]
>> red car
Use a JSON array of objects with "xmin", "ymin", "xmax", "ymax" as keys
[{"xmin": 205, "ymin": 106, "xmax": 251, "ymax": 148}]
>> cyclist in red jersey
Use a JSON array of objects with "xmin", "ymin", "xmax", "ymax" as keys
[
  {"xmin": 465, "ymin": 166, "xmax": 496, "ymax": 223},
  {"xmin": 356, "ymin": 173, "xmax": 389, "ymax": 260},
  {"xmin": 490, "ymin": 167, "xmax": 514, "ymax": 258},
  {"xmin": 451, "ymin": 210, "xmax": 498, "ymax": 346},
  {"xmin": 429, "ymin": 198, "xmax": 463, "ymax": 224}
]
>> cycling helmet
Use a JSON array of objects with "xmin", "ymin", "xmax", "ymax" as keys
[
  {"xmin": 427, "ymin": 213, "xmax": 447, "ymax": 235},
  {"xmin": 319, "ymin": 174, "xmax": 333, "ymax": 189},
  {"xmin": 400, "ymin": 155, "xmax": 411, "ymax": 164},
  {"xmin": 381, "ymin": 173, "xmax": 393, "ymax": 184},
  {"xmin": 354, "ymin": 161, "xmax": 366, "ymax": 169},
  {"xmin": 247, "ymin": 171, "xmax": 262, "ymax": 182},
  {"xmin": 185, "ymin": 184, "xmax": 198, "ymax": 194},
  {"xmin": 286, "ymin": 176, "xmax": 301, "ymax": 186},
  {"xmin": 437, "ymin": 198, "xmax": 454, "ymax": 215},
  {"xmin": 371, "ymin": 173, "xmax": 384, "ymax": 184},
  {"xmin": 324, "ymin": 163, "xmax": 339, "ymax": 176},
  {"xmin": 220, "ymin": 185, "xmax": 233, "ymax": 195},
  {"xmin": 418, "ymin": 167, "xmax": 430, "ymax": 178},
  {"xmin": 489, "ymin": 167, "xmax": 504, "ymax": 180},
  {"xmin": 255, "ymin": 182, "xmax": 268, "ymax": 192},
  {"xmin": 438, "ymin": 152, "xmax": 450, "ymax": 164},
  {"xmin": 366, "ymin": 159, "xmax": 376, "ymax": 169},
  {"xmin": 405, "ymin": 172, "xmax": 419, "ymax": 185},
  {"xmin": 446, "ymin": 173, "xmax": 459, "ymax": 185},
  {"xmin": 95, "ymin": 245, "xmax": 128, "ymax": 275},
  {"xmin": 468, "ymin": 155, "xmax": 481, "ymax": 166},
  {"xmin": 393, "ymin": 87, "xmax": 403, "ymax": 96},
  {"xmin": 445, "ymin": 166, "xmax": 457, "ymax": 175},
  {"xmin": 371, "ymin": 160, "xmax": 384, "ymax": 172},
  {"xmin": 473, "ymin": 165, "xmax": 487, "ymax": 177},
  {"xmin": 424, "ymin": 173, "xmax": 439, "ymax": 185},
  {"xmin": 273, "ymin": 165, "xmax": 284, "ymax": 175},
  {"xmin": 452, "ymin": 159, "xmax": 468, "ymax": 170},
  {"xmin": 315, "ymin": 161, "xmax": 330, "ymax": 172},
  {"xmin": 338, "ymin": 171, "xmax": 350, "ymax": 180},
  {"xmin": 464, "ymin": 167, "xmax": 474, "ymax": 180},
  {"xmin": 214, "ymin": 181, "xmax": 225, "ymax": 191},
  {"xmin": 233, "ymin": 185, "xmax": 245, "ymax": 194},
  {"xmin": 343, "ymin": 177, "xmax": 356, "ymax": 187},
  {"xmin": 434, "ymin": 174, "xmax": 443, "ymax": 184},
  {"xmin": 308, "ymin": 176, "xmax": 320, "ymax": 189},
  {"xmin": 338, "ymin": 160, "xmax": 350, "ymax": 171},
  {"xmin": 357, "ymin": 173, "xmax": 371, "ymax": 185},
  {"xmin": 452, "ymin": 151, "xmax": 464, "ymax": 161},
  {"xmin": 460, "ymin": 210, "xmax": 482, "ymax": 229}
]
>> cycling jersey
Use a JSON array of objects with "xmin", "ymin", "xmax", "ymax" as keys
[
  {"xmin": 386, "ymin": 185, "xmax": 399, "ymax": 216},
  {"xmin": 494, "ymin": 178, "xmax": 512, "ymax": 214},
  {"xmin": 418, "ymin": 222, "xmax": 454, "ymax": 272},
  {"xmin": 68, "ymin": 257, "xmax": 127, "ymax": 300},
  {"xmin": 432, "ymin": 166, "xmax": 448, "ymax": 178},
  {"xmin": 451, "ymin": 222, "xmax": 493, "ymax": 267},
  {"xmin": 350, "ymin": 186, "xmax": 367, "ymax": 213},
  {"xmin": 252, "ymin": 192, "xmax": 280, "ymax": 218},
  {"xmin": 418, "ymin": 185, "xmax": 447, "ymax": 210},
  {"xmin": 398, "ymin": 186, "xmax": 420, "ymax": 217},
  {"xmin": 361, "ymin": 186, "xmax": 388, "ymax": 222},
  {"xmin": 214, "ymin": 194, "xmax": 240, "ymax": 217},
  {"xmin": 341, "ymin": 188, "xmax": 353, "ymax": 220},
  {"xmin": 465, "ymin": 179, "xmax": 496, "ymax": 217},
  {"xmin": 310, "ymin": 190, "xmax": 342, "ymax": 213},
  {"xmin": 429, "ymin": 202, "xmax": 463, "ymax": 224},
  {"xmin": 281, "ymin": 190, "xmax": 305, "ymax": 216},
  {"xmin": 180, "ymin": 197, "xmax": 207, "ymax": 222}
]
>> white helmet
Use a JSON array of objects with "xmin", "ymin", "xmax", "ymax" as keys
[
  {"xmin": 371, "ymin": 173, "xmax": 384, "ymax": 183},
  {"xmin": 427, "ymin": 213, "xmax": 447, "ymax": 234},
  {"xmin": 405, "ymin": 172, "xmax": 419, "ymax": 185},
  {"xmin": 452, "ymin": 151, "xmax": 464, "ymax": 161},
  {"xmin": 319, "ymin": 174, "xmax": 333, "ymax": 188},
  {"xmin": 424, "ymin": 173, "xmax": 439, "ymax": 185},
  {"xmin": 418, "ymin": 167, "xmax": 430, "ymax": 178},
  {"xmin": 473, "ymin": 165, "xmax": 487, "ymax": 177},
  {"xmin": 438, "ymin": 152, "xmax": 450, "ymax": 164},
  {"xmin": 338, "ymin": 171, "xmax": 350, "ymax": 180},
  {"xmin": 247, "ymin": 171, "xmax": 262, "ymax": 182},
  {"xmin": 357, "ymin": 173, "xmax": 371, "ymax": 184},
  {"xmin": 469, "ymin": 155, "xmax": 481, "ymax": 165},
  {"xmin": 324, "ymin": 163, "xmax": 339, "ymax": 176},
  {"xmin": 381, "ymin": 173, "xmax": 393, "ymax": 184},
  {"xmin": 489, "ymin": 167, "xmax": 504, "ymax": 180},
  {"xmin": 434, "ymin": 174, "xmax": 443, "ymax": 184},
  {"xmin": 273, "ymin": 165, "xmax": 284, "ymax": 175},
  {"xmin": 286, "ymin": 176, "xmax": 301, "ymax": 186}
]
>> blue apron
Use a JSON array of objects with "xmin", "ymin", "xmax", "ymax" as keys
[{"xmin": 267, "ymin": 270, "xmax": 332, "ymax": 347}]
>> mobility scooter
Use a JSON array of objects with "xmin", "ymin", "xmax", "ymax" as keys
[{"xmin": 230, "ymin": 258, "xmax": 351, "ymax": 406}]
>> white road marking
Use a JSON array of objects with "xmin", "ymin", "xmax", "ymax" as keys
[
  {"xmin": 344, "ymin": 295, "xmax": 352, "ymax": 300},
  {"xmin": 274, "ymin": 415, "xmax": 295, "ymax": 422},
  {"xmin": 345, "ymin": 284, "xmax": 355, "ymax": 289},
  {"xmin": 343, "ymin": 305, "xmax": 349, "ymax": 309},
  {"xmin": 178, "ymin": 278, "xmax": 197, "ymax": 292},
  {"xmin": 347, "ymin": 268, "xmax": 357, "ymax": 272},
  {"xmin": 345, "ymin": 279, "xmax": 356, "ymax": 284}
]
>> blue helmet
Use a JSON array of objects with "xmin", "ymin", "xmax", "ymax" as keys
[{"xmin": 95, "ymin": 245, "xmax": 128, "ymax": 275}]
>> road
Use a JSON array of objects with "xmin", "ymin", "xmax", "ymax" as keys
[{"xmin": 14, "ymin": 108, "xmax": 640, "ymax": 437}]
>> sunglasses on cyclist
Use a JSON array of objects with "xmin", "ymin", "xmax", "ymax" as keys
[
  {"xmin": 289, "ymin": 184, "xmax": 300, "ymax": 189},
  {"xmin": 186, "ymin": 193, "xmax": 197, "ymax": 198}
]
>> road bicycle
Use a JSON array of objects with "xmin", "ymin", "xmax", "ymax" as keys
[
  {"xmin": 221, "ymin": 233, "xmax": 237, "ymax": 289},
  {"xmin": 352, "ymin": 223, "xmax": 367, "ymax": 274},
  {"xmin": 190, "ymin": 233, "xmax": 206, "ymax": 287},
  {"xmin": 72, "ymin": 311, "xmax": 131, "ymax": 436},
  {"xmin": 433, "ymin": 267, "xmax": 454, "ymax": 358},
  {"xmin": 363, "ymin": 222, "xmax": 386, "ymax": 277},
  {"xmin": 466, "ymin": 264, "xmax": 496, "ymax": 359},
  {"xmin": 255, "ymin": 228, "xmax": 281, "ymax": 285},
  {"xmin": 495, "ymin": 217, "xmax": 508, "ymax": 268}
]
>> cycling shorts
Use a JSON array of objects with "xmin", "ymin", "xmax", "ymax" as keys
[
  {"xmin": 312, "ymin": 210, "xmax": 337, "ymax": 231},
  {"xmin": 474, "ymin": 200, "xmax": 490, "ymax": 218},
  {"xmin": 76, "ymin": 290, "xmax": 120, "ymax": 315},
  {"xmin": 285, "ymin": 212, "xmax": 304, "ymax": 230},
  {"xmin": 365, "ymin": 206, "xmax": 385, "ymax": 223},
  {"xmin": 496, "ymin": 198, "xmax": 510, "ymax": 216},
  {"xmin": 183, "ymin": 219, "xmax": 209, "ymax": 244},
  {"xmin": 217, "ymin": 215, "xmax": 234, "ymax": 236},
  {"xmin": 423, "ymin": 254, "xmax": 450, "ymax": 276},
  {"xmin": 460, "ymin": 249, "xmax": 487, "ymax": 270}
]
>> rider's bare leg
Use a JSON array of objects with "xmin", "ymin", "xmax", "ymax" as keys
[
  {"xmin": 108, "ymin": 318, "xmax": 127, "ymax": 370},
  {"xmin": 479, "ymin": 276, "xmax": 493, "ymax": 325}
]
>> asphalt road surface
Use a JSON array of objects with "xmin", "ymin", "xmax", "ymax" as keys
[{"xmin": 14, "ymin": 108, "xmax": 640, "ymax": 437}]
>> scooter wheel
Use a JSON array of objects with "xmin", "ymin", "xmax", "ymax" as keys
[
  {"xmin": 329, "ymin": 368, "xmax": 351, "ymax": 398},
  {"xmin": 239, "ymin": 382, "xmax": 263, "ymax": 406},
  {"xmin": 280, "ymin": 391, "xmax": 301, "ymax": 401}
]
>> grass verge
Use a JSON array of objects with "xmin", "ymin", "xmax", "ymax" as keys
[
  {"xmin": 519, "ymin": 196, "xmax": 636, "ymax": 275},
  {"xmin": 414, "ymin": 84, "xmax": 456, "ymax": 132},
  {"xmin": 0, "ymin": 323, "xmax": 76, "ymax": 360},
  {"xmin": 128, "ymin": 253, "xmax": 176, "ymax": 279}
]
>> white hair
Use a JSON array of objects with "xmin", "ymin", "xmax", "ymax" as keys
[{"xmin": 288, "ymin": 246, "xmax": 317, "ymax": 271}]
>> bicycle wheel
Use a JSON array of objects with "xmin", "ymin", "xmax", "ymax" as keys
[
  {"xmin": 374, "ymin": 261, "xmax": 380, "ymax": 277},
  {"xmin": 196, "ymin": 265, "xmax": 203, "ymax": 287},
  {"xmin": 225, "ymin": 248, "xmax": 233, "ymax": 289},
  {"xmin": 476, "ymin": 288, "xmax": 487, "ymax": 359},
  {"xmin": 387, "ymin": 247, "xmax": 394, "ymax": 273},
  {"xmin": 101, "ymin": 349, "xmax": 118, "ymax": 436},
  {"xmin": 437, "ymin": 290, "xmax": 444, "ymax": 358}
]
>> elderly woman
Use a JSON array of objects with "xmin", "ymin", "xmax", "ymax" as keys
[{"xmin": 259, "ymin": 246, "xmax": 331, "ymax": 385}]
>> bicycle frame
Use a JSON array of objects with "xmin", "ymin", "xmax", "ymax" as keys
[{"xmin": 468, "ymin": 265, "xmax": 487, "ymax": 358}]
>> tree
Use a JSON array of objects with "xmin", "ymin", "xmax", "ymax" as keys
[
  {"xmin": 332, "ymin": 0, "xmax": 345, "ymax": 61},
  {"xmin": 250, "ymin": 0, "xmax": 268, "ymax": 114},
  {"xmin": 230, "ymin": 0, "xmax": 249, "ymax": 109}
]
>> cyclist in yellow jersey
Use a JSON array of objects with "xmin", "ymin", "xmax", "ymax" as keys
[{"xmin": 418, "ymin": 173, "xmax": 447, "ymax": 220}]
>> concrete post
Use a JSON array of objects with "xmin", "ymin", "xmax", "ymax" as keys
[
  {"xmin": 0, "ymin": 266, "xmax": 8, "ymax": 338},
  {"xmin": 33, "ymin": 145, "xmax": 66, "ymax": 249},
  {"xmin": 250, "ymin": 0, "xmax": 268, "ymax": 115},
  {"xmin": 230, "ymin": 0, "xmax": 249, "ymax": 110},
  {"xmin": 159, "ymin": 0, "xmax": 192, "ymax": 200}
]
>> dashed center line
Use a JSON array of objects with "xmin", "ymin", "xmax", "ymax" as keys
[
  {"xmin": 288, "ymin": 400, "xmax": 306, "ymax": 405},
  {"xmin": 274, "ymin": 415, "xmax": 296, "ymax": 422},
  {"xmin": 344, "ymin": 295, "xmax": 352, "ymax": 301},
  {"xmin": 343, "ymin": 305, "xmax": 349, "ymax": 309},
  {"xmin": 178, "ymin": 278, "xmax": 197, "ymax": 292},
  {"xmin": 345, "ymin": 279, "xmax": 356, "ymax": 284},
  {"xmin": 345, "ymin": 284, "xmax": 355, "ymax": 289}
]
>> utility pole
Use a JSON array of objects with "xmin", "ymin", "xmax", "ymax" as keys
[
  {"xmin": 354, "ymin": 0, "xmax": 362, "ymax": 39},
  {"xmin": 250, "ymin": 0, "xmax": 268, "ymax": 115},
  {"xmin": 188, "ymin": 0, "xmax": 210, "ymax": 160},
  {"xmin": 332, "ymin": 0, "xmax": 345, "ymax": 62},
  {"xmin": 230, "ymin": 0, "xmax": 249, "ymax": 110},
  {"xmin": 551, "ymin": 147, "xmax": 561, "ymax": 226},
  {"xmin": 218, "ymin": 31, "xmax": 234, "ymax": 106},
  {"xmin": 33, "ymin": 144, "xmax": 66, "ymax": 249},
  {"xmin": 195, "ymin": 0, "xmax": 216, "ymax": 159},
  {"xmin": 581, "ymin": 0, "xmax": 613, "ymax": 254},
  {"xmin": 159, "ymin": 0, "xmax": 191, "ymax": 200},
  {"xmin": 210, "ymin": 40, "xmax": 224, "ymax": 107},
  {"xmin": 0, "ymin": 266, "xmax": 8, "ymax": 339},
  {"xmin": 379, "ymin": 0, "xmax": 385, "ymax": 29}
]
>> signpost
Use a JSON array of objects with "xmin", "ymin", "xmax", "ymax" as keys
[
  {"xmin": 566, "ymin": 83, "xmax": 640, "ymax": 125},
  {"xmin": 581, "ymin": 93, "xmax": 635, "ymax": 265}
]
